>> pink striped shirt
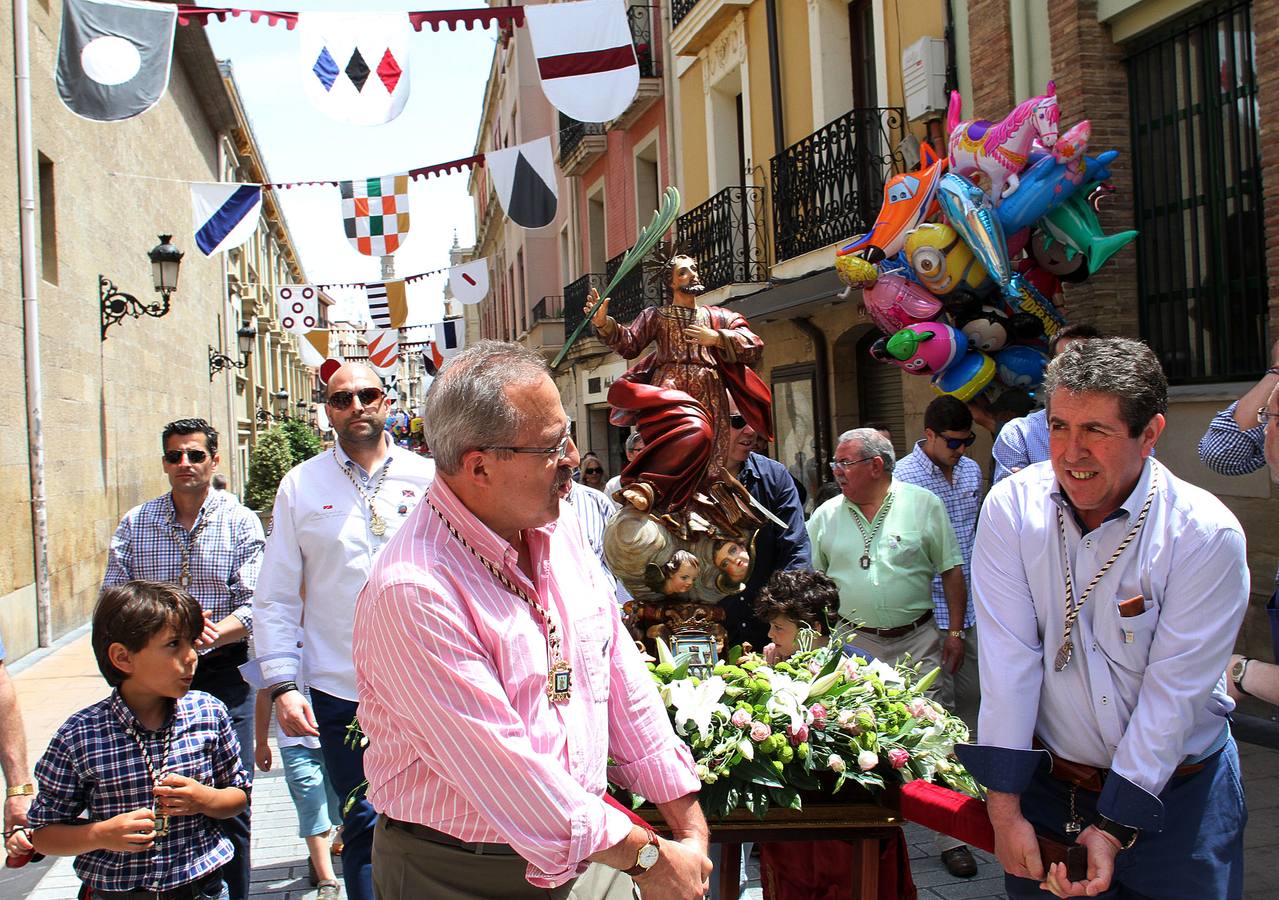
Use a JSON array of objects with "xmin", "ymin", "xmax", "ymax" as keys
[{"xmin": 352, "ymin": 477, "xmax": 699, "ymax": 888}]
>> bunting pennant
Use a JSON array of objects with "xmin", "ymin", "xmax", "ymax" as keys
[
  {"xmin": 174, "ymin": 4, "xmax": 526, "ymax": 34},
  {"xmin": 277, "ymin": 285, "xmax": 318, "ymax": 334},
  {"xmin": 296, "ymin": 329, "xmax": 327, "ymax": 366},
  {"xmin": 430, "ymin": 318, "xmax": 464, "ymax": 369},
  {"xmin": 366, "ymin": 327, "xmax": 400, "ymax": 375},
  {"xmin": 341, "ymin": 175, "xmax": 411, "ymax": 256},
  {"xmin": 525, "ymin": 0, "xmax": 639, "ymax": 124},
  {"xmin": 486, "ymin": 138, "xmax": 558, "ymax": 229},
  {"xmin": 366, "ymin": 280, "xmax": 408, "ymax": 328},
  {"xmin": 448, "ymin": 259, "xmax": 489, "ymax": 305},
  {"xmin": 191, "ymin": 182, "xmax": 262, "ymax": 256},
  {"xmin": 297, "ymin": 12, "xmax": 410, "ymax": 126},
  {"xmin": 58, "ymin": 0, "xmax": 177, "ymax": 122}
]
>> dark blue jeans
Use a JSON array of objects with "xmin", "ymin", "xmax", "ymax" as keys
[
  {"xmin": 1005, "ymin": 737, "xmax": 1246, "ymax": 899},
  {"xmin": 312, "ymin": 689, "xmax": 376, "ymax": 900},
  {"xmin": 191, "ymin": 646, "xmax": 253, "ymax": 900}
]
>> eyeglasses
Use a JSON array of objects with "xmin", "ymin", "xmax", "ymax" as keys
[
  {"xmin": 1258, "ymin": 408, "xmax": 1279, "ymax": 427},
  {"xmin": 163, "ymin": 449, "xmax": 208, "ymax": 465},
  {"xmin": 830, "ymin": 457, "xmax": 875, "ymax": 471},
  {"xmin": 482, "ymin": 419, "xmax": 574, "ymax": 460},
  {"xmin": 326, "ymin": 387, "xmax": 385, "ymax": 410},
  {"xmin": 583, "ymin": 467, "xmax": 603, "ymax": 475},
  {"xmin": 938, "ymin": 432, "xmax": 977, "ymax": 450},
  {"xmin": 728, "ymin": 414, "xmax": 748, "ymax": 430}
]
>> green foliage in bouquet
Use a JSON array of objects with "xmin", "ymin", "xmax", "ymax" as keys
[{"xmin": 648, "ymin": 638, "xmax": 980, "ymax": 821}]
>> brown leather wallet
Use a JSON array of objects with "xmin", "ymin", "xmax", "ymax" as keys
[
  {"xmin": 1037, "ymin": 833, "xmax": 1088, "ymax": 882},
  {"xmin": 1117, "ymin": 595, "xmax": 1145, "ymax": 618}
]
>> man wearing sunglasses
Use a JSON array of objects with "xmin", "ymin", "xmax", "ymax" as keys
[
  {"xmin": 253, "ymin": 363, "xmax": 435, "ymax": 900},
  {"xmin": 102, "ymin": 417, "xmax": 265, "ymax": 899}
]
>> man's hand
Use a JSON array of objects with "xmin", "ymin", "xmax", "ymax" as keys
[
  {"xmin": 682, "ymin": 325, "xmax": 720, "ymax": 348},
  {"xmin": 1038, "ymin": 826, "xmax": 1118, "ymax": 897},
  {"xmin": 195, "ymin": 612, "xmax": 220, "ymax": 650},
  {"xmin": 275, "ymin": 690, "xmax": 320, "ymax": 738},
  {"xmin": 153, "ymin": 774, "xmax": 212, "ymax": 818},
  {"xmin": 987, "ymin": 791, "xmax": 1044, "ymax": 882},
  {"xmin": 255, "ymin": 742, "xmax": 273, "ymax": 772},
  {"xmin": 585, "ymin": 288, "xmax": 610, "ymax": 329},
  {"xmin": 941, "ymin": 634, "xmax": 966, "ymax": 673},
  {"xmin": 3, "ymin": 795, "xmax": 32, "ymax": 857},
  {"xmin": 632, "ymin": 837, "xmax": 712, "ymax": 899},
  {"xmin": 94, "ymin": 808, "xmax": 157, "ymax": 853}
]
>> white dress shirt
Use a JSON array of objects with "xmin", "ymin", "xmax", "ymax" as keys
[
  {"xmin": 964, "ymin": 457, "xmax": 1246, "ymax": 828},
  {"xmin": 253, "ymin": 440, "xmax": 435, "ymax": 700}
]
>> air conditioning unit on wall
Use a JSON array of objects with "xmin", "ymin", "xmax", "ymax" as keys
[{"xmin": 902, "ymin": 37, "xmax": 948, "ymax": 123}]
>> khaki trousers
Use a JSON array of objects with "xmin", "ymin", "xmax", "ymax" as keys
[
  {"xmin": 372, "ymin": 815, "xmax": 577, "ymax": 900},
  {"xmin": 935, "ymin": 627, "xmax": 981, "ymax": 733}
]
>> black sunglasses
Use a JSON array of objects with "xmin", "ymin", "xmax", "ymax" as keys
[
  {"xmin": 940, "ymin": 433, "xmax": 977, "ymax": 450},
  {"xmin": 729, "ymin": 414, "xmax": 748, "ymax": 429},
  {"xmin": 164, "ymin": 449, "xmax": 208, "ymax": 464},
  {"xmin": 583, "ymin": 467, "xmax": 603, "ymax": 475},
  {"xmin": 327, "ymin": 387, "xmax": 385, "ymax": 410}
]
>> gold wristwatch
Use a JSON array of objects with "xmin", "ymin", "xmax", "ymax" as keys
[
  {"xmin": 5, "ymin": 783, "xmax": 34, "ymax": 798},
  {"xmin": 947, "ymin": 629, "xmax": 965, "ymax": 640}
]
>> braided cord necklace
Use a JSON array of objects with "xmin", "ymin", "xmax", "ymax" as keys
[
  {"xmin": 119, "ymin": 706, "xmax": 177, "ymax": 838},
  {"xmin": 426, "ymin": 498, "xmax": 572, "ymax": 703},
  {"xmin": 169, "ymin": 506, "xmax": 211, "ymax": 589},
  {"xmin": 849, "ymin": 489, "xmax": 895, "ymax": 570},
  {"xmin": 334, "ymin": 449, "xmax": 392, "ymax": 536},
  {"xmin": 1053, "ymin": 473, "xmax": 1158, "ymax": 671}
]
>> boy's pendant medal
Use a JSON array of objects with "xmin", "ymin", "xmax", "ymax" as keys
[{"xmin": 153, "ymin": 772, "xmax": 174, "ymax": 836}]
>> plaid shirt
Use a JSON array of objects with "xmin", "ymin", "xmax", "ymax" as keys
[
  {"xmin": 103, "ymin": 491, "xmax": 264, "ymax": 633},
  {"xmin": 893, "ymin": 443, "xmax": 983, "ymax": 628},
  {"xmin": 27, "ymin": 690, "xmax": 250, "ymax": 892},
  {"xmin": 1197, "ymin": 401, "xmax": 1266, "ymax": 476},
  {"xmin": 991, "ymin": 409, "xmax": 1051, "ymax": 485}
]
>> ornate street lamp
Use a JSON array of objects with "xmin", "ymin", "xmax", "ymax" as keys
[
  {"xmin": 208, "ymin": 321, "xmax": 258, "ymax": 380},
  {"xmin": 100, "ymin": 235, "xmax": 184, "ymax": 340},
  {"xmin": 271, "ymin": 389, "xmax": 290, "ymax": 419}
]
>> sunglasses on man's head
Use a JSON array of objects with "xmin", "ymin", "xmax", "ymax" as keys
[
  {"xmin": 939, "ymin": 433, "xmax": 977, "ymax": 450},
  {"xmin": 327, "ymin": 387, "xmax": 385, "ymax": 410},
  {"xmin": 163, "ymin": 449, "xmax": 208, "ymax": 465}
]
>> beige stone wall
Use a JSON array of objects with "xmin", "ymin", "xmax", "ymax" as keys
[{"xmin": 0, "ymin": 9, "xmax": 289, "ymax": 659}]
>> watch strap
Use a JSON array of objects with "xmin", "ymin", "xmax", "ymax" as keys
[
  {"xmin": 1232, "ymin": 658, "xmax": 1252, "ymax": 696},
  {"xmin": 5, "ymin": 783, "xmax": 34, "ymax": 798},
  {"xmin": 622, "ymin": 829, "xmax": 660, "ymax": 877},
  {"xmin": 947, "ymin": 629, "xmax": 965, "ymax": 639},
  {"xmin": 1095, "ymin": 814, "xmax": 1139, "ymax": 850}
]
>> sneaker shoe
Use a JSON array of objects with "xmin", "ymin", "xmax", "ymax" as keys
[
  {"xmin": 940, "ymin": 845, "xmax": 978, "ymax": 878},
  {"xmin": 316, "ymin": 879, "xmax": 341, "ymax": 899}
]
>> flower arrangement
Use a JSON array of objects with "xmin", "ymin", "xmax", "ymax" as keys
[{"xmin": 644, "ymin": 637, "xmax": 980, "ymax": 820}]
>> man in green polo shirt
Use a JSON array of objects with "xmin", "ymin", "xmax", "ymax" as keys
[{"xmin": 808, "ymin": 426, "xmax": 976, "ymax": 876}]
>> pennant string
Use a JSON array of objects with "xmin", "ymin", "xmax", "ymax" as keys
[{"xmin": 173, "ymin": 5, "xmax": 525, "ymax": 33}]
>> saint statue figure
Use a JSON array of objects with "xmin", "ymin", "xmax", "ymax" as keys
[{"xmin": 584, "ymin": 250, "xmax": 772, "ymax": 524}]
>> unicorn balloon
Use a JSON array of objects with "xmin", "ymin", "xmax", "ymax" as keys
[{"xmin": 946, "ymin": 82, "xmax": 1061, "ymax": 202}]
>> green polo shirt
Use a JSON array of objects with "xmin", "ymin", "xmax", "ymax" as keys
[{"xmin": 806, "ymin": 480, "xmax": 963, "ymax": 629}]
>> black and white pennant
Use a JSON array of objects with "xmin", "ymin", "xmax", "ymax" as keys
[
  {"xmin": 57, "ymin": 0, "xmax": 177, "ymax": 122},
  {"xmin": 486, "ymin": 138, "xmax": 558, "ymax": 230}
]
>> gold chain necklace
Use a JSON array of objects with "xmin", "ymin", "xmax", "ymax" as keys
[
  {"xmin": 426, "ymin": 497, "xmax": 572, "ymax": 703},
  {"xmin": 848, "ymin": 490, "xmax": 894, "ymax": 570},
  {"xmin": 334, "ymin": 449, "xmax": 392, "ymax": 536},
  {"xmin": 1053, "ymin": 473, "xmax": 1157, "ymax": 671}
]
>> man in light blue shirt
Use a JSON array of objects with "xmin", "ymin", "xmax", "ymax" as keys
[{"xmin": 958, "ymin": 338, "xmax": 1247, "ymax": 898}]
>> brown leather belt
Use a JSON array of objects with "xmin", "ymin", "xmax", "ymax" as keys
[
  {"xmin": 383, "ymin": 815, "xmax": 518, "ymax": 856},
  {"xmin": 857, "ymin": 609, "xmax": 933, "ymax": 639},
  {"xmin": 1035, "ymin": 739, "xmax": 1209, "ymax": 793}
]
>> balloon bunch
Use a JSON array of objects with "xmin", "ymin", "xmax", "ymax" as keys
[{"xmin": 835, "ymin": 83, "xmax": 1138, "ymax": 405}]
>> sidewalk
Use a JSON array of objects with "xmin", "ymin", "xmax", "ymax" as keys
[{"xmin": 7, "ymin": 632, "xmax": 1279, "ymax": 899}]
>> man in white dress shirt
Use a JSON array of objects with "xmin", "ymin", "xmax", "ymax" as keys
[
  {"xmin": 252, "ymin": 363, "xmax": 435, "ymax": 900},
  {"xmin": 958, "ymin": 338, "xmax": 1248, "ymax": 898}
]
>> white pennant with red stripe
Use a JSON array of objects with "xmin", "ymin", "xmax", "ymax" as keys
[
  {"xmin": 448, "ymin": 259, "xmax": 489, "ymax": 305},
  {"xmin": 524, "ymin": 0, "xmax": 638, "ymax": 124}
]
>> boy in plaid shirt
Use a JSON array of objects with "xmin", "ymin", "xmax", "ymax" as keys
[{"xmin": 27, "ymin": 581, "xmax": 249, "ymax": 899}]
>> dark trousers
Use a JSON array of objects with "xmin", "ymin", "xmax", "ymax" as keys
[
  {"xmin": 1005, "ymin": 737, "xmax": 1246, "ymax": 899},
  {"xmin": 191, "ymin": 646, "xmax": 253, "ymax": 900},
  {"xmin": 312, "ymin": 688, "xmax": 376, "ymax": 900}
]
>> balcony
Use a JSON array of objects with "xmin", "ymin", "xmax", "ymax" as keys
[
  {"xmin": 770, "ymin": 107, "xmax": 907, "ymax": 263},
  {"xmin": 670, "ymin": 0, "xmax": 752, "ymax": 56},
  {"xmin": 611, "ymin": 5, "xmax": 663, "ymax": 131},
  {"xmin": 605, "ymin": 248, "xmax": 662, "ymax": 322},
  {"xmin": 563, "ymin": 273, "xmax": 607, "ymax": 348},
  {"xmin": 558, "ymin": 114, "xmax": 607, "ymax": 176},
  {"xmin": 523, "ymin": 295, "xmax": 566, "ymax": 360},
  {"xmin": 676, "ymin": 186, "xmax": 769, "ymax": 292}
]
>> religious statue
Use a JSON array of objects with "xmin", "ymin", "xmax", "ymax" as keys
[{"xmin": 585, "ymin": 248, "xmax": 776, "ymax": 655}]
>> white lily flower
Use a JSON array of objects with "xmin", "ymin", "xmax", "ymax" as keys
[{"xmin": 666, "ymin": 675, "xmax": 729, "ymax": 743}]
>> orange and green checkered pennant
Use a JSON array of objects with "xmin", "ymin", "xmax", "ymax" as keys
[{"xmin": 341, "ymin": 174, "xmax": 411, "ymax": 256}]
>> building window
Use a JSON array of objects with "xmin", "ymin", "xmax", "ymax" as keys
[
  {"xmin": 634, "ymin": 135, "xmax": 661, "ymax": 233},
  {"xmin": 587, "ymin": 184, "xmax": 607, "ymax": 272},
  {"xmin": 38, "ymin": 152, "xmax": 57, "ymax": 284},
  {"xmin": 855, "ymin": 330, "xmax": 905, "ymax": 454},
  {"xmin": 1128, "ymin": 0, "xmax": 1265, "ymax": 383},
  {"xmin": 771, "ymin": 365, "xmax": 822, "ymax": 504}
]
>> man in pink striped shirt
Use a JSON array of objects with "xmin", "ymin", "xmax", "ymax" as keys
[{"xmin": 353, "ymin": 341, "xmax": 711, "ymax": 899}]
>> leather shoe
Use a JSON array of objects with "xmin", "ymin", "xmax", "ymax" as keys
[{"xmin": 941, "ymin": 845, "xmax": 978, "ymax": 878}]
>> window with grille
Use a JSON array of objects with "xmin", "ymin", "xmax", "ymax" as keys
[{"xmin": 1128, "ymin": 0, "xmax": 1266, "ymax": 383}]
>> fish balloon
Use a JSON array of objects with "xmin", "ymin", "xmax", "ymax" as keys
[{"xmin": 936, "ymin": 172, "xmax": 1015, "ymax": 296}]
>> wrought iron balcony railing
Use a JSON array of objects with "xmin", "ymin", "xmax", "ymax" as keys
[
  {"xmin": 770, "ymin": 107, "xmax": 907, "ymax": 262},
  {"xmin": 605, "ymin": 249, "xmax": 662, "ymax": 324},
  {"xmin": 627, "ymin": 5, "xmax": 660, "ymax": 78},
  {"xmin": 563, "ymin": 273, "xmax": 606, "ymax": 342},
  {"xmin": 532, "ymin": 295, "xmax": 564, "ymax": 323},
  {"xmin": 676, "ymin": 186, "xmax": 769, "ymax": 292},
  {"xmin": 558, "ymin": 114, "xmax": 607, "ymax": 164},
  {"xmin": 671, "ymin": 0, "xmax": 700, "ymax": 30}
]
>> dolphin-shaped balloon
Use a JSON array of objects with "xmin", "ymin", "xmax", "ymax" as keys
[
  {"xmin": 996, "ymin": 149, "xmax": 1120, "ymax": 236},
  {"xmin": 937, "ymin": 172, "xmax": 1016, "ymax": 296}
]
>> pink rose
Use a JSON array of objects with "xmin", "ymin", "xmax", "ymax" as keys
[
  {"xmin": 809, "ymin": 703, "xmax": 828, "ymax": 722},
  {"xmin": 887, "ymin": 748, "xmax": 910, "ymax": 770},
  {"xmin": 907, "ymin": 698, "xmax": 929, "ymax": 718},
  {"xmin": 857, "ymin": 750, "xmax": 879, "ymax": 771},
  {"xmin": 787, "ymin": 722, "xmax": 809, "ymax": 745},
  {"xmin": 750, "ymin": 722, "xmax": 772, "ymax": 742},
  {"xmin": 731, "ymin": 709, "xmax": 752, "ymax": 728}
]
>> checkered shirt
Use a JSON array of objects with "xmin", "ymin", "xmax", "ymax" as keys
[
  {"xmin": 102, "ymin": 490, "xmax": 264, "ymax": 633},
  {"xmin": 1198, "ymin": 401, "xmax": 1266, "ymax": 476},
  {"xmin": 991, "ymin": 408, "xmax": 1051, "ymax": 486},
  {"xmin": 893, "ymin": 443, "xmax": 983, "ymax": 628},
  {"xmin": 27, "ymin": 690, "xmax": 250, "ymax": 892},
  {"xmin": 341, "ymin": 175, "xmax": 411, "ymax": 257}
]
